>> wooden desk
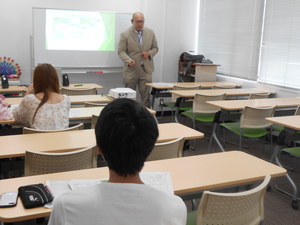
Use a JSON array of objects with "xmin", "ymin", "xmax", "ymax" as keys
[
  {"xmin": 265, "ymin": 115, "xmax": 300, "ymax": 209},
  {"xmin": 168, "ymin": 88, "xmax": 274, "ymax": 123},
  {"xmin": 0, "ymin": 123, "xmax": 203, "ymax": 159},
  {"xmin": 62, "ymin": 83, "xmax": 103, "ymax": 90},
  {"xmin": 207, "ymin": 97, "xmax": 300, "ymax": 111},
  {"xmin": 5, "ymin": 95, "xmax": 113, "ymax": 106},
  {"xmin": 0, "ymin": 151, "xmax": 286, "ymax": 223},
  {"xmin": 206, "ymin": 97, "xmax": 300, "ymax": 153},
  {"xmin": 194, "ymin": 63, "xmax": 221, "ymax": 82},
  {"xmin": 169, "ymin": 88, "xmax": 273, "ymax": 98},
  {"xmin": 0, "ymin": 84, "xmax": 103, "ymax": 95},
  {"xmin": 147, "ymin": 81, "xmax": 240, "ymax": 90},
  {"xmin": 146, "ymin": 81, "xmax": 240, "ymax": 109},
  {"xmin": 0, "ymin": 85, "xmax": 25, "ymax": 94},
  {"xmin": 0, "ymin": 107, "xmax": 105, "ymax": 125},
  {"xmin": 0, "ymin": 107, "xmax": 156, "ymax": 125}
]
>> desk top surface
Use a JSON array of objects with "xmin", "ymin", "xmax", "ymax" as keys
[
  {"xmin": 0, "ymin": 84, "xmax": 103, "ymax": 94},
  {"xmin": 0, "ymin": 151, "xmax": 286, "ymax": 223},
  {"xmin": 0, "ymin": 107, "xmax": 156, "ymax": 125},
  {"xmin": 0, "ymin": 123, "xmax": 203, "ymax": 159},
  {"xmin": 0, "ymin": 86, "xmax": 25, "ymax": 93},
  {"xmin": 207, "ymin": 97, "xmax": 300, "ymax": 111},
  {"xmin": 193, "ymin": 63, "xmax": 221, "ymax": 66},
  {"xmin": 146, "ymin": 82, "xmax": 240, "ymax": 89},
  {"xmin": 169, "ymin": 88, "xmax": 272, "ymax": 97},
  {"xmin": 62, "ymin": 83, "xmax": 103, "ymax": 89},
  {"xmin": 5, "ymin": 95, "xmax": 113, "ymax": 106},
  {"xmin": 266, "ymin": 115, "xmax": 300, "ymax": 130}
]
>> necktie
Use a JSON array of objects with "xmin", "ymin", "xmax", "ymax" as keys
[{"xmin": 137, "ymin": 32, "xmax": 142, "ymax": 45}]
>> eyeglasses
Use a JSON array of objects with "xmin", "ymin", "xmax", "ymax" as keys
[{"xmin": 134, "ymin": 20, "xmax": 144, "ymax": 24}]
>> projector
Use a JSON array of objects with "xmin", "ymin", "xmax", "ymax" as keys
[{"xmin": 109, "ymin": 88, "xmax": 136, "ymax": 99}]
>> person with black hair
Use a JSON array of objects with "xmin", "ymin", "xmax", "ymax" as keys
[{"xmin": 48, "ymin": 98, "xmax": 187, "ymax": 225}]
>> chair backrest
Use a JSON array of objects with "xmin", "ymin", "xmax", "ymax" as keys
[
  {"xmin": 196, "ymin": 175, "xmax": 271, "ymax": 225},
  {"xmin": 61, "ymin": 87, "xmax": 97, "ymax": 95},
  {"xmin": 91, "ymin": 114, "xmax": 99, "ymax": 129},
  {"xmin": 212, "ymin": 84, "xmax": 237, "ymax": 89},
  {"xmin": 172, "ymin": 85, "xmax": 201, "ymax": 102},
  {"xmin": 23, "ymin": 123, "xmax": 84, "ymax": 134},
  {"xmin": 249, "ymin": 92, "xmax": 271, "ymax": 99},
  {"xmin": 84, "ymin": 102, "xmax": 107, "ymax": 107},
  {"xmin": 240, "ymin": 105, "xmax": 276, "ymax": 129},
  {"xmin": 193, "ymin": 93, "xmax": 226, "ymax": 114},
  {"xmin": 146, "ymin": 137, "xmax": 185, "ymax": 161},
  {"xmin": 295, "ymin": 105, "xmax": 300, "ymax": 115},
  {"xmin": 24, "ymin": 145, "xmax": 98, "ymax": 176}
]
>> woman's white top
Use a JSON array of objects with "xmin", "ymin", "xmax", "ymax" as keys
[{"xmin": 12, "ymin": 94, "xmax": 71, "ymax": 130}]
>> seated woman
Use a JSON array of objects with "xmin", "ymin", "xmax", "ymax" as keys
[{"xmin": 13, "ymin": 63, "xmax": 71, "ymax": 130}]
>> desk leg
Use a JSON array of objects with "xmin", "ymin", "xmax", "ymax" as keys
[
  {"xmin": 150, "ymin": 88, "xmax": 157, "ymax": 109},
  {"xmin": 208, "ymin": 123, "xmax": 225, "ymax": 153},
  {"xmin": 174, "ymin": 107, "xmax": 179, "ymax": 123}
]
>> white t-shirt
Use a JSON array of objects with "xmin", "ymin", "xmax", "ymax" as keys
[
  {"xmin": 12, "ymin": 94, "xmax": 71, "ymax": 130},
  {"xmin": 48, "ymin": 182, "xmax": 187, "ymax": 225}
]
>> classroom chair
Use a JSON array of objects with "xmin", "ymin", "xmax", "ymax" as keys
[
  {"xmin": 220, "ymin": 105, "xmax": 276, "ymax": 151},
  {"xmin": 61, "ymin": 87, "xmax": 97, "ymax": 95},
  {"xmin": 186, "ymin": 175, "xmax": 271, "ymax": 225},
  {"xmin": 24, "ymin": 145, "xmax": 97, "ymax": 176},
  {"xmin": 22, "ymin": 123, "xmax": 84, "ymax": 134},
  {"xmin": 163, "ymin": 85, "xmax": 201, "ymax": 122},
  {"xmin": 181, "ymin": 93, "xmax": 226, "ymax": 130},
  {"xmin": 212, "ymin": 84, "xmax": 238, "ymax": 100},
  {"xmin": 249, "ymin": 92, "xmax": 272, "ymax": 99},
  {"xmin": 181, "ymin": 93, "xmax": 226, "ymax": 150},
  {"xmin": 212, "ymin": 84, "xmax": 237, "ymax": 89},
  {"xmin": 146, "ymin": 137, "xmax": 185, "ymax": 161}
]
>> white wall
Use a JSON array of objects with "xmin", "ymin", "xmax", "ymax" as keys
[{"xmin": 0, "ymin": 0, "xmax": 199, "ymax": 88}]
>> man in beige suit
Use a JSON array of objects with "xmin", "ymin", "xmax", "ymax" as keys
[{"xmin": 118, "ymin": 12, "xmax": 158, "ymax": 108}]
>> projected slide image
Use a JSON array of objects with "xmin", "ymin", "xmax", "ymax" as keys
[{"xmin": 46, "ymin": 10, "xmax": 115, "ymax": 51}]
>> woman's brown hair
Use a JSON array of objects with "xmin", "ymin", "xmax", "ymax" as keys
[{"xmin": 32, "ymin": 63, "xmax": 60, "ymax": 123}]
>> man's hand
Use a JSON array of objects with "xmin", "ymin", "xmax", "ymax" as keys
[
  {"xmin": 128, "ymin": 60, "xmax": 135, "ymax": 67},
  {"xmin": 141, "ymin": 52, "xmax": 149, "ymax": 59}
]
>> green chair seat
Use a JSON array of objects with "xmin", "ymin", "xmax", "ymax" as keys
[
  {"xmin": 282, "ymin": 147, "xmax": 300, "ymax": 157},
  {"xmin": 182, "ymin": 112, "xmax": 215, "ymax": 123},
  {"xmin": 273, "ymin": 124, "xmax": 284, "ymax": 132},
  {"xmin": 221, "ymin": 122, "xmax": 269, "ymax": 138}
]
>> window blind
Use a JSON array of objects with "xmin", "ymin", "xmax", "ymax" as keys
[
  {"xmin": 258, "ymin": 0, "xmax": 300, "ymax": 89},
  {"xmin": 198, "ymin": 0, "xmax": 264, "ymax": 80}
]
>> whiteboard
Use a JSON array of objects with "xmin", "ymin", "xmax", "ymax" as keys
[{"xmin": 32, "ymin": 8, "xmax": 132, "ymax": 68}]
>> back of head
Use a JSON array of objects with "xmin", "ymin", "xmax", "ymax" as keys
[
  {"xmin": 33, "ymin": 63, "xmax": 60, "ymax": 94},
  {"xmin": 95, "ymin": 99, "xmax": 158, "ymax": 176}
]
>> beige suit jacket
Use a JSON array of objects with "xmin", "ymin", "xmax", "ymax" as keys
[{"xmin": 118, "ymin": 26, "xmax": 158, "ymax": 75}]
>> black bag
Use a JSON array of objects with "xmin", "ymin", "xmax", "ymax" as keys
[
  {"xmin": 180, "ymin": 52, "xmax": 204, "ymax": 63},
  {"xmin": 18, "ymin": 183, "xmax": 53, "ymax": 209},
  {"xmin": 179, "ymin": 52, "xmax": 205, "ymax": 76}
]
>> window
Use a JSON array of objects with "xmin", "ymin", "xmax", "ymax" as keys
[
  {"xmin": 258, "ymin": 0, "xmax": 300, "ymax": 89},
  {"xmin": 198, "ymin": 0, "xmax": 264, "ymax": 80}
]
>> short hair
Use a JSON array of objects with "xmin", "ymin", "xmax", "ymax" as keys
[
  {"xmin": 32, "ymin": 63, "xmax": 60, "ymax": 122},
  {"xmin": 95, "ymin": 98, "xmax": 158, "ymax": 176},
  {"xmin": 132, "ymin": 12, "xmax": 144, "ymax": 20}
]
